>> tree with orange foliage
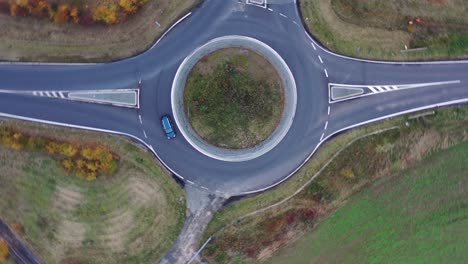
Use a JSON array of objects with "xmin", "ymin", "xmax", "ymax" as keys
[
  {"xmin": 92, "ymin": 4, "xmax": 118, "ymax": 24},
  {"xmin": 119, "ymin": 0, "xmax": 138, "ymax": 14},
  {"xmin": 54, "ymin": 3, "xmax": 70, "ymax": 23},
  {"xmin": 70, "ymin": 6, "xmax": 79, "ymax": 24},
  {"xmin": 0, "ymin": 238, "xmax": 9, "ymax": 262}
]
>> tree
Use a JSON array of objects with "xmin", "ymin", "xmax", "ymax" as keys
[
  {"xmin": 0, "ymin": 238, "xmax": 9, "ymax": 262},
  {"xmin": 92, "ymin": 4, "xmax": 118, "ymax": 24},
  {"xmin": 119, "ymin": 0, "xmax": 138, "ymax": 14},
  {"xmin": 54, "ymin": 3, "xmax": 70, "ymax": 23}
]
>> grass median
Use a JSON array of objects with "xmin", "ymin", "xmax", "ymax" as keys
[
  {"xmin": 0, "ymin": 119, "xmax": 185, "ymax": 263},
  {"xmin": 201, "ymin": 105, "xmax": 468, "ymax": 263},
  {"xmin": 184, "ymin": 48, "xmax": 284, "ymax": 149},
  {"xmin": 300, "ymin": 0, "xmax": 468, "ymax": 60}
]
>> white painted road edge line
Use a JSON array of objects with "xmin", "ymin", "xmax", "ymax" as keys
[
  {"xmin": 151, "ymin": 12, "xmax": 192, "ymax": 49},
  {"xmin": 239, "ymin": 97, "xmax": 468, "ymax": 195}
]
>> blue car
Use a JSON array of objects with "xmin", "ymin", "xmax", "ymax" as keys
[{"xmin": 161, "ymin": 115, "xmax": 176, "ymax": 139}]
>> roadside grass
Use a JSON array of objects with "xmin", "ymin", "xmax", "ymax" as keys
[
  {"xmin": 0, "ymin": 0, "xmax": 199, "ymax": 62},
  {"xmin": 267, "ymin": 142, "xmax": 467, "ymax": 263},
  {"xmin": 184, "ymin": 48, "xmax": 284, "ymax": 149},
  {"xmin": 201, "ymin": 105, "xmax": 468, "ymax": 263},
  {"xmin": 300, "ymin": 0, "xmax": 468, "ymax": 60},
  {"xmin": 0, "ymin": 119, "xmax": 185, "ymax": 263}
]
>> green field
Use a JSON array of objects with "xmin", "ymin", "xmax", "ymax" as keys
[
  {"xmin": 202, "ymin": 106, "xmax": 468, "ymax": 263},
  {"xmin": 0, "ymin": 120, "xmax": 185, "ymax": 263},
  {"xmin": 268, "ymin": 142, "xmax": 467, "ymax": 263}
]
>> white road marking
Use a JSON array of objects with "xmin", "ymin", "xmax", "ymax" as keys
[
  {"xmin": 201, "ymin": 186, "xmax": 209, "ymax": 190},
  {"xmin": 268, "ymin": 8, "xmax": 273, "ymax": 11},
  {"xmin": 51, "ymin": 91, "xmax": 57, "ymax": 97},
  {"xmin": 58, "ymin": 91, "xmax": 65, "ymax": 98},
  {"xmin": 187, "ymin": 180, "xmax": 195, "ymax": 185},
  {"xmin": 327, "ymin": 106, "xmax": 330, "ymax": 115},
  {"xmin": 320, "ymin": 133, "xmax": 324, "ymax": 141},
  {"xmin": 139, "ymin": 114, "xmax": 143, "ymax": 124},
  {"xmin": 279, "ymin": 13, "xmax": 287, "ymax": 18},
  {"xmin": 368, "ymin": 86, "xmax": 378, "ymax": 93},
  {"xmin": 38, "ymin": 91, "xmax": 44, "ymax": 96},
  {"xmin": 45, "ymin": 91, "xmax": 51, "ymax": 97},
  {"xmin": 374, "ymin": 86, "xmax": 384, "ymax": 92},
  {"xmin": 33, "ymin": 91, "xmax": 37, "ymax": 96},
  {"xmin": 324, "ymin": 69, "xmax": 329, "ymax": 78},
  {"xmin": 392, "ymin": 86, "xmax": 398, "ymax": 90},
  {"xmin": 143, "ymin": 130, "xmax": 148, "ymax": 138},
  {"xmin": 310, "ymin": 42, "xmax": 316, "ymax": 50},
  {"xmin": 318, "ymin": 55, "xmax": 323, "ymax": 64},
  {"xmin": 324, "ymin": 121, "xmax": 328, "ymax": 130},
  {"xmin": 293, "ymin": 21, "xmax": 298, "ymax": 25}
]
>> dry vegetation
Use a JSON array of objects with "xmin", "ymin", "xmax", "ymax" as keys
[
  {"xmin": 0, "ymin": 0, "xmax": 200, "ymax": 62},
  {"xmin": 0, "ymin": 119, "xmax": 185, "ymax": 263},
  {"xmin": 300, "ymin": 0, "xmax": 468, "ymax": 60}
]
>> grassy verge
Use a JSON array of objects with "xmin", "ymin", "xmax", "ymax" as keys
[
  {"xmin": 201, "ymin": 105, "xmax": 467, "ymax": 263},
  {"xmin": 0, "ymin": 0, "xmax": 199, "ymax": 62},
  {"xmin": 300, "ymin": 0, "xmax": 468, "ymax": 60},
  {"xmin": 268, "ymin": 142, "xmax": 467, "ymax": 263},
  {"xmin": 184, "ymin": 48, "xmax": 284, "ymax": 149},
  {"xmin": 0, "ymin": 119, "xmax": 185, "ymax": 263}
]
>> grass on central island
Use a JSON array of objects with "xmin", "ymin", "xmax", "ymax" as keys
[{"xmin": 184, "ymin": 48, "xmax": 284, "ymax": 149}]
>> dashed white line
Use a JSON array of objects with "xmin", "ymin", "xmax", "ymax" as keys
[
  {"xmin": 279, "ymin": 13, "xmax": 287, "ymax": 18},
  {"xmin": 318, "ymin": 55, "xmax": 323, "ymax": 64},
  {"xmin": 138, "ymin": 114, "xmax": 143, "ymax": 124},
  {"xmin": 201, "ymin": 186, "xmax": 209, "ymax": 191},
  {"xmin": 310, "ymin": 42, "xmax": 317, "ymax": 50},
  {"xmin": 324, "ymin": 121, "xmax": 328, "ymax": 130},
  {"xmin": 267, "ymin": 8, "xmax": 273, "ymax": 11},
  {"xmin": 327, "ymin": 106, "xmax": 331, "ymax": 115},
  {"xmin": 187, "ymin": 180, "xmax": 194, "ymax": 185},
  {"xmin": 293, "ymin": 21, "xmax": 298, "ymax": 25},
  {"xmin": 143, "ymin": 130, "xmax": 148, "ymax": 138},
  {"xmin": 324, "ymin": 69, "xmax": 329, "ymax": 78},
  {"xmin": 320, "ymin": 133, "xmax": 325, "ymax": 141}
]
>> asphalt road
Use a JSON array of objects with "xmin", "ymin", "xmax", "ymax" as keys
[{"xmin": 0, "ymin": 0, "xmax": 467, "ymax": 196}]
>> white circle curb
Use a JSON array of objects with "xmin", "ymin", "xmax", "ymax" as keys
[{"xmin": 171, "ymin": 35, "xmax": 297, "ymax": 162}]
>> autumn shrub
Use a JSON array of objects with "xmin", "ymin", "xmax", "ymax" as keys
[
  {"xmin": 54, "ymin": 3, "xmax": 70, "ymax": 23},
  {"xmin": 92, "ymin": 4, "xmax": 118, "ymax": 24},
  {"xmin": 0, "ymin": 238, "xmax": 9, "ymax": 262}
]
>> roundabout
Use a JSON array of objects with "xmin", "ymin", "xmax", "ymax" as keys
[{"xmin": 171, "ymin": 36, "xmax": 297, "ymax": 162}]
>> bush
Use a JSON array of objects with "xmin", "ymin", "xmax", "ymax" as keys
[{"xmin": 0, "ymin": 238, "xmax": 9, "ymax": 262}]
